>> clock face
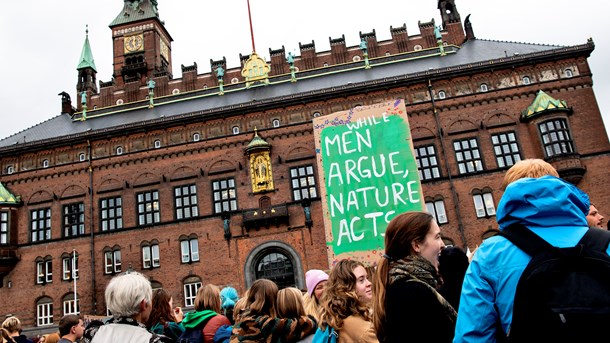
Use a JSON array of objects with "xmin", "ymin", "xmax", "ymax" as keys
[
  {"xmin": 124, "ymin": 34, "xmax": 144, "ymax": 53},
  {"xmin": 160, "ymin": 39, "xmax": 169, "ymax": 61}
]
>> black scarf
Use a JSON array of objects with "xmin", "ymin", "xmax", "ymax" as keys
[{"xmin": 388, "ymin": 255, "xmax": 457, "ymax": 323}]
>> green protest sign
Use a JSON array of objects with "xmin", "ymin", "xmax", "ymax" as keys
[{"xmin": 313, "ymin": 99, "xmax": 424, "ymax": 265}]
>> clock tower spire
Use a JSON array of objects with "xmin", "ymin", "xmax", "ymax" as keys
[{"xmin": 109, "ymin": 0, "xmax": 173, "ymax": 86}]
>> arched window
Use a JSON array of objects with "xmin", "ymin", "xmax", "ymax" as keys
[
  {"xmin": 193, "ymin": 133, "xmax": 200, "ymax": 142},
  {"xmin": 313, "ymin": 112, "xmax": 321, "ymax": 118},
  {"xmin": 232, "ymin": 126, "xmax": 240, "ymax": 135},
  {"xmin": 36, "ymin": 297, "xmax": 54, "ymax": 326},
  {"xmin": 473, "ymin": 189, "xmax": 496, "ymax": 218},
  {"xmin": 255, "ymin": 251, "xmax": 295, "ymax": 289},
  {"xmin": 565, "ymin": 68, "xmax": 573, "ymax": 77},
  {"xmin": 116, "ymin": 146, "xmax": 123, "ymax": 155},
  {"xmin": 438, "ymin": 90, "xmax": 446, "ymax": 99},
  {"xmin": 480, "ymin": 83, "xmax": 489, "ymax": 92},
  {"xmin": 63, "ymin": 293, "xmax": 80, "ymax": 315},
  {"xmin": 183, "ymin": 276, "xmax": 202, "ymax": 308},
  {"xmin": 154, "ymin": 140, "xmax": 161, "ymax": 149},
  {"xmin": 42, "ymin": 159, "xmax": 49, "ymax": 168},
  {"xmin": 522, "ymin": 76, "xmax": 531, "ymax": 85},
  {"xmin": 272, "ymin": 119, "xmax": 280, "ymax": 128},
  {"xmin": 79, "ymin": 153, "xmax": 86, "ymax": 162}
]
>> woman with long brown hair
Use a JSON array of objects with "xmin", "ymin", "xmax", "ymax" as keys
[
  {"xmin": 146, "ymin": 288, "xmax": 185, "ymax": 341},
  {"xmin": 372, "ymin": 211, "xmax": 455, "ymax": 343},
  {"xmin": 318, "ymin": 259, "xmax": 377, "ymax": 343}
]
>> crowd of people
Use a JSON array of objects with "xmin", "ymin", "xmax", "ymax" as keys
[{"xmin": 3, "ymin": 158, "xmax": 606, "ymax": 343}]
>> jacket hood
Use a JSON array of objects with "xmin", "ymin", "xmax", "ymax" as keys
[
  {"xmin": 181, "ymin": 309, "xmax": 217, "ymax": 328},
  {"xmin": 496, "ymin": 175, "xmax": 589, "ymax": 230}
]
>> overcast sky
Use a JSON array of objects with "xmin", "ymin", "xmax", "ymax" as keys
[{"xmin": 1, "ymin": 0, "xmax": 609, "ymax": 140}]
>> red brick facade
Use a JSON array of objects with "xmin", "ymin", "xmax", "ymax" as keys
[{"xmin": 0, "ymin": 0, "xmax": 609, "ymax": 334}]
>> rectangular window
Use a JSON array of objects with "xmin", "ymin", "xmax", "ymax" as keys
[
  {"xmin": 142, "ymin": 244, "xmax": 160, "ymax": 269},
  {"xmin": 415, "ymin": 145, "xmax": 441, "ymax": 181},
  {"xmin": 104, "ymin": 250, "xmax": 122, "ymax": 274},
  {"xmin": 30, "ymin": 208, "xmax": 52, "ymax": 242},
  {"xmin": 539, "ymin": 118, "xmax": 575, "ymax": 157},
  {"xmin": 184, "ymin": 281, "xmax": 202, "ymax": 307},
  {"xmin": 63, "ymin": 299, "xmax": 79, "ymax": 315},
  {"xmin": 1, "ymin": 210, "xmax": 8, "ymax": 244},
  {"xmin": 37, "ymin": 303, "xmax": 53, "ymax": 326},
  {"xmin": 63, "ymin": 202, "xmax": 85, "ymax": 237},
  {"xmin": 473, "ymin": 192, "xmax": 496, "ymax": 218},
  {"xmin": 37, "ymin": 260, "xmax": 52, "ymax": 284},
  {"xmin": 181, "ymin": 238, "xmax": 199, "ymax": 263},
  {"xmin": 290, "ymin": 165, "xmax": 318, "ymax": 201},
  {"xmin": 491, "ymin": 132, "xmax": 521, "ymax": 168},
  {"xmin": 62, "ymin": 255, "xmax": 79, "ymax": 281},
  {"xmin": 137, "ymin": 190, "xmax": 160, "ymax": 225},
  {"xmin": 212, "ymin": 178, "xmax": 237, "ymax": 213},
  {"xmin": 454, "ymin": 138, "xmax": 484, "ymax": 174},
  {"xmin": 175, "ymin": 184, "xmax": 199, "ymax": 220},
  {"xmin": 100, "ymin": 196, "xmax": 123, "ymax": 231},
  {"xmin": 425, "ymin": 200, "xmax": 448, "ymax": 224}
]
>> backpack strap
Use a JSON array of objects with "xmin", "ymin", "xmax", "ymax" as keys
[
  {"xmin": 498, "ymin": 223, "xmax": 554, "ymax": 256},
  {"xmin": 578, "ymin": 227, "xmax": 610, "ymax": 252}
]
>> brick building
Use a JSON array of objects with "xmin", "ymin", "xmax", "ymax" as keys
[{"xmin": 0, "ymin": 0, "xmax": 609, "ymax": 333}]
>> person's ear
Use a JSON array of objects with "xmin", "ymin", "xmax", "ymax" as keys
[{"xmin": 411, "ymin": 240, "xmax": 421, "ymax": 254}]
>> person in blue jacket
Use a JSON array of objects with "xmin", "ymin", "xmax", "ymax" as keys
[{"xmin": 453, "ymin": 159, "xmax": 610, "ymax": 342}]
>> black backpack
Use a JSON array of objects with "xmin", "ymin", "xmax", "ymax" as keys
[
  {"xmin": 178, "ymin": 317, "xmax": 214, "ymax": 343},
  {"xmin": 498, "ymin": 223, "xmax": 610, "ymax": 343}
]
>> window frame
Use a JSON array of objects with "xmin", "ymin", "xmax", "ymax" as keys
[
  {"xmin": 212, "ymin": 178, "xmax": 237, "ymax": 214},
  {"xmin": 1, "ymin": 210, "xmax": 8, "ymax": 244},
  {"xmin": 232, "ymin": 126, "xmax": 240, "ymax": 135},
  {"xmin": 142, "ymin": 242, "xmax": 161, "ymax": 269},
  {"xmin": 30, "ymin": 207, "xmax": 52, "ymax": 242},
  {"xmin": 290, "ymin": 165, "xmax": 318, "ymax": 201},
  {"xmin": 62, "ymin": 253, "xmax": 79, "ymax": 281},
  {"xmin": 100, "ymin": 196, "xmax": 123, "ymax": 231},
  {"xmin": 538, "ymin": 118, "xmax": 575, "ymax": 158},
  {"xmin": 426, "ymin": 199, "xmax": 448, "ymax": 224},
  {"xmin": 414, "ymin": 144, "xmax": 441, "ymax": 181},
  {"xmin": 491, "ymin": 131, "xmax": 522, "ymax": 169},
  {"xmin": 180, "ymin": 237, "xmax": 200, "ymax": 263},
  {"xmin": 174, "ymin": 184, "xmax": 199, "ymax": 220},
  {"xmin": 104, "ymin": 248, "xmax": 122, "ymax": 275},
  {"xmin": 36, "ymin": 257, "xmax": 53, "ymax": 284},
  {"xmin": 136, "ymin": 190, "xmax": 160, "ymax": 225},
  {"xmin": 63, "ymin": 294, "xmax": 80, "ymax": 316},
  {"xmin": 453, "ymin": 138, "xmax": 484, "ymax": 175},
  {"xmin": 183, "ymin": 279, "xmax": 202, "ymax": 308},
  {"xmin": 63, "ymin": 202, "xmax": 85, "ymax": 238},
  {"xmin": 473, "ymin": 191, "xmax": 496, "ymax": 218},
  {"xmin": 37, "ymin": 299, "xmax": 54, "ymax": 326}
]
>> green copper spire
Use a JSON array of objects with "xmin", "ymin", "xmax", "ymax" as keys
[
  {"xmin": 110, "ymin": 0, "xmax": 160, "ymax": 27},
  {"xmin": 76, "ymin": 25, "xmax": 97, "ymax": 72},
  {"xmin": 0, "ymin": 183, "xmax": 20, "ymax": 205},
  {"xmin": 522, "ymin": 90, "xmax": 570, "ymax": 119}
]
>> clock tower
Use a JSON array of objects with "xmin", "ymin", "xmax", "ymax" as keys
[{"xmin": 109, "ymin": 0, "xmax": 173, "ymax": 86}]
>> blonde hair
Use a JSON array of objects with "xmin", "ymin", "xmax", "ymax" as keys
[
  {"xmin": 276, "ymin": 287, "xmax": 306, "ymax": 318},
  {"xmin": 1, "ymin": 317, "xmax": 21, "ymax": 334},
  {"xmin": 501, "ymin": 158, "xmax": 558, "ymax": 189},
  {"xmin": 195, "ymin": 284, "xmax": 221, "ymax": 313},
  {"xmin": 233, "ymin": 292, "xmax": 249, "ymax": 323},
  {"xmin": 1, "ymin": 328, "xmax": 14, "ymax": 343},
  {"xmin": 303, "ymin": 293, "xmax": 322, "ymax": 322}
]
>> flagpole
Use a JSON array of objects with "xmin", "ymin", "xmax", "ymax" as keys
[
  {"xmin": 246, "ymin": 0, "xmax": 256, "ymax": 52},
  {"xmin": 73, "ymin": 249, "xmax": 78, "ymax": 313}
]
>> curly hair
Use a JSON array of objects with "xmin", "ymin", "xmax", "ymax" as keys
[{"xmin": 319, "ymin": 259, "xmax": 371, "ymax": 330}]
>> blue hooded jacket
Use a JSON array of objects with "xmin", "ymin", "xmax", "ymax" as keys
[{"xmin": 453, "ymin": 176, "xmax": 610, "ymax": 343}]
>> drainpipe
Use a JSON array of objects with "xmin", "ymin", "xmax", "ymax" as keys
[
  {"xmin": 87, "ymin": 140, "xmax": 97, "ymax": 314},
  {"xmin": 427, "ymin": 80, "xmax": 467, "ymax": 248}
]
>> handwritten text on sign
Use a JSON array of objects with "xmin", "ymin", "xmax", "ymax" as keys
[{"xmin": 314, "ymin": 99, "xmax": 424, "ymax": 263}]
